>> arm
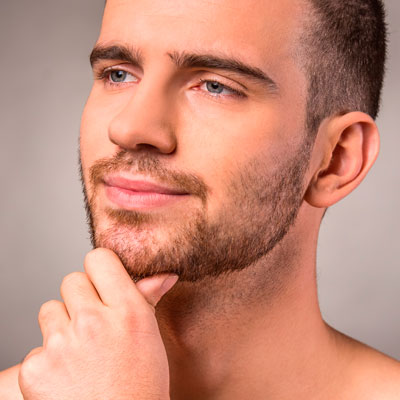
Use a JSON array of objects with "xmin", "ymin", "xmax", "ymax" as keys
[{"xmin": 0, "ymin": 364, "xmax": 23, "ymax": 400}]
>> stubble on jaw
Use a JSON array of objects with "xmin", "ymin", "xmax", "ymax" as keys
[{"xmin": 80, "ymin": 138, "xmax": 312, "ymax": 284}]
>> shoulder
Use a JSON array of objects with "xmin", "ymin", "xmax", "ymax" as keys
[
  {"xmin": 0, "ymin": 364, "xmax": 23, "ymax": 400},
  {"xmin": 355, "ymin": 354, "xmax": 400, "ymax": 399},
  {"xmin": 337, "ymin": 332, "xmax": 400, "ymax": 399},
  {"xmin": 358, "ymin": 350, "xmax": 400, "ymax": 399}
]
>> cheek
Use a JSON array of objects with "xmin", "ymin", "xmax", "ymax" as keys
[
  {"xmin": 80, "ymin": 88, "xmax": 121, "ymax": 179},
  {"xmin": 174, "ymin": 104, "xmax": 282, "ymax": 215},
  {"xmin": 177, "ymin": 97, "xmax": 286, "ymax": 183}
]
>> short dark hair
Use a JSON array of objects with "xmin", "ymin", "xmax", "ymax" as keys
[{"xmin": 302, "ymin": 0, "xmax": 387, "ymax": 136}]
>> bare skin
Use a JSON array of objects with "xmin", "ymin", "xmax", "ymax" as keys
[{"xmin": 1, "ymin": 0, "xmax": 399, "ymax": 399}]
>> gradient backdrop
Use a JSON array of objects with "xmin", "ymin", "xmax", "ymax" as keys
[{"xmin": 0, "ymin": 1, "xmax": 399, "ymax": 369}]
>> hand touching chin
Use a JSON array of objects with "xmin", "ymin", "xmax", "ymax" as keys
[{"xmin": 18, "ymin": 248, "xmax": 178, "ymax": 400}]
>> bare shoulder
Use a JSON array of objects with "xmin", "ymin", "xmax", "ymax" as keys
[
  {"xmin": 0, "ymin": 364, "xmax": 23, "ymax": 400},
  {"xmin": 336, "ymin": 331, "xmax": 400, "ymax": 399},
  {"xmin": 356, "ymin": 348, "xmax": 400, "ymax": 399},
  {"xmin": 362, "ymin": 348, "xmax": 400, "ymax": 399}
]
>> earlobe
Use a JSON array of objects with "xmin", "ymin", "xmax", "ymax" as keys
[{"xmin": 305, "ymin": 112, "xmax": 380, "ymax": 208}]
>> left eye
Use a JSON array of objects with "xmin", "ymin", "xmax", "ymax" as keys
[
  {"xmin": 109, "ymin": 70, "xmax": 137, "ymax": 83},
  {"xmin": 201, "ymin": 80, "xmax": 235, "ymax": 96}
]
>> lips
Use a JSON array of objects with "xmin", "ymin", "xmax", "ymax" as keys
[
  {"xmin": 102, "ymin": 175, "xmax": 189, "ymax": 210},
  {"xmin": 103, "ymin": 175, "xmax": 188, "ymax": 195}
]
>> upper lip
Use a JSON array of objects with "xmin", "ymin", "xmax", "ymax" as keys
[{"xmin": 103, "ymin": 175, "xmax": 188, "ymax": 195}]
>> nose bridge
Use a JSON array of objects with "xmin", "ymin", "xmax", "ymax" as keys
[
  {"xmin": 132, "ymin": 75, "xmax": 169, "ymax": 123},
  {"xmin": 108, "ymin": 72, "xmax": 177, "ymax": 153}
]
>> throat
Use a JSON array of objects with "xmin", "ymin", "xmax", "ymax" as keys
[{"xmin": 155, "ymin": 253, "xmax": 321, "ymax": 399}]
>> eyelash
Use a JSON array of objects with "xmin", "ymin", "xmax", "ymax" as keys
[
  {"xmin": 95, "ymin": 67, "xmax": 246, "ymax": 99},
  {"xmin": 95, "ymin": 67, "xmax": 135, "ymax": 88},
  {"xmin": 197, "ymin": 79, "xmax": 246, "ymax": 99}
]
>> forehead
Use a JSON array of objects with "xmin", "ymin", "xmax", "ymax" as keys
[{"xmin": 100, "ymin": 0, "xmax": 306, "ymax": 76}]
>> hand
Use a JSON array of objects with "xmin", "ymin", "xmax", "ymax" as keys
[{"xmin": 18, "ymin": 248, "xmax": 178, "ymax": 400}]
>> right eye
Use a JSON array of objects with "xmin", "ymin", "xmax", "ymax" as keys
[{"xmin": 108, "ymin": 69, "xmax": 138, "ymax": 84}]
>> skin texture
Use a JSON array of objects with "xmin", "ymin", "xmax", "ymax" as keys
[
  {"xmin": 1, "ymin": 0, "xmax": 400, "ymax": 399},
  {"xmin": 81, "ymin": 0, "xmax": 314, "ymax": 284}
]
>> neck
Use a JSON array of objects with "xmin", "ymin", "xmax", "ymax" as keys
[{"xmin": 156, "ymin": 231, "xmax": 345, "ymax": 400}]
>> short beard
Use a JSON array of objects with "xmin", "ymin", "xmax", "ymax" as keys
[{"xmin": 80, "ymin": 139, "xmax": 312, "ymax": 283}]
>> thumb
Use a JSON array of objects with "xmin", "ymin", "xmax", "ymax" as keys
[{"xmin": 135, "ymin": 274, "xmax": 179, "ymax": 308}]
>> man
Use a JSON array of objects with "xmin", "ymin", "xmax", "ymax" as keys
[{"xmin": 0, "ymin": 0, "xmax": 399, "ymax": 398}]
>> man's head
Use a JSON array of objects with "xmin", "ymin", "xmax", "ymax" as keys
[{"xmin": 80, "ymin": 0, "xmax": 386, "ymax": 282}]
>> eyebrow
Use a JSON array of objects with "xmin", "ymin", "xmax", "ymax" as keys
[
  {"xmin": 90, "ymin": 44, "xmax": 144, "ymax": 69},
  {"xmin": 90, "ymin": 44, "xmax": 278, "ymax": 91}
]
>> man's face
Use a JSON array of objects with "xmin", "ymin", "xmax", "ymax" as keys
[{"xmin": 80, "ymin": 0, "xmax": 311, "ymax": 281}]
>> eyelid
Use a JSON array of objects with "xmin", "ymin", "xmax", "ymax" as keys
[
  {"xmin": 93, "ymin": 64, "xmax": 247, "ymax": 99},
  {"xmin": 196, "ymin": 78, "xmax": 247, "ymax": 99},
  {"xmin": 197, "ymin": 69, "xmax": 249, "ymax": 91},
  {"xmin": 94, "ymin": 63, "xmax": 140, "ymax": 82}
]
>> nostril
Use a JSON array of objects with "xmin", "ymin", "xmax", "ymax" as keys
[
  {"xmin": 135, "ymin": 143, "xmax": 161, "ymax": 151},
  {"xmin": 108, "ymin": 108, "xmax": 177, "ymax": 154}
]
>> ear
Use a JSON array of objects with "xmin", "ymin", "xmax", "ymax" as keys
[{"xmin": 304, "ymin": 112, "xmax": 380, "ymax": 208}]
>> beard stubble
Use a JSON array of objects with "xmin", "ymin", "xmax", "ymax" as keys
[{"xmin": 80, "ymin": 141, "xmax": 312, "ymax": 283}]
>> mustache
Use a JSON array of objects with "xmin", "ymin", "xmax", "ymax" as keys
[{"xmin": 88, "ymin": 150, "xmax": 209, "ymax": 204}]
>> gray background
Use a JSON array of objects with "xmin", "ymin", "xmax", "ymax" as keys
[{"xmin": 0, "ymin": 1, "xmax": 399, "ymax": 370}]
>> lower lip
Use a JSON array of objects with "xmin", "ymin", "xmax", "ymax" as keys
[{"xmin": 104, "ymin": 185, "xmax": 189, "ymax": 210}]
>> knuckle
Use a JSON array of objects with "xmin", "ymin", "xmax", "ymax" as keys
[
  {"xmin": 117, "ymin": 307, "xmax": 137, "ymax": 325},
  {"xmin": 38, "ymin": 299, "xmax": 61, "ymax": 323},
  {"xmin": 118, "ymin": 306, "xmax": 153, "ymax": 331},
  {"xmin": 19, "ymin": 350, "xmax": 44, "ymax": 388},
  {"xmin": 73, "ymin": 307, "xmax": 104, "ymax": 338},
  {"xmin": 61, "ymin": 271, "xmax": 86, "ymax": 288},
  {"xmin": 19, "ymin": 363, "xmax": 34, "ymax": 389},
  {"xmin": 45, "ymin": 331, "xmax": 65, "ymax": 352},
  {"xmin": 60, "ymin": 271, "xmax": 87, "ymax": 296}
]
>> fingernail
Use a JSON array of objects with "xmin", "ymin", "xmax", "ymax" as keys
[{"xmin": 160, "ymin": 274, "xmax": 179, "ymax": 294}]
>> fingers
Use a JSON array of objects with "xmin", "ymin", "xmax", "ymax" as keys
[
  {"xmin": 135, "ymin": 274, "xmax": 179, "ymax": 308},
  {"xmin": 83, "ymin": 248, "xmax": 149, "ymax": 309},
  {"xmin": 84, "ymin": 248, "xmax": 179, "ymax": 310},
  {"xmin": 38, "ymin": 300, "xmax": 69, "ymax": 346},
  {"xmin": 37, "ymin": 274, "xmax": 102, "ymax": 347},
  {"xmin": 60, "ymin": 271, "xmax": 102, "ymax": 320}
]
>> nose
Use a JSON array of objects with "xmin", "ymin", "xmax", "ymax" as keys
[{"xmin": 108, "ymin": 78, "xmax": 177, "ymax": 154}]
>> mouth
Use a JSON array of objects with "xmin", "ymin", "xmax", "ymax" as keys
[{"xmin": 102, "ymin": 174, "xmax": 190, "ymax": 210}]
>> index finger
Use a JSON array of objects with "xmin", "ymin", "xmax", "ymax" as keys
[{"xmin": 83, "ymin": 248, "xmax": 148, "ymax": 309}]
